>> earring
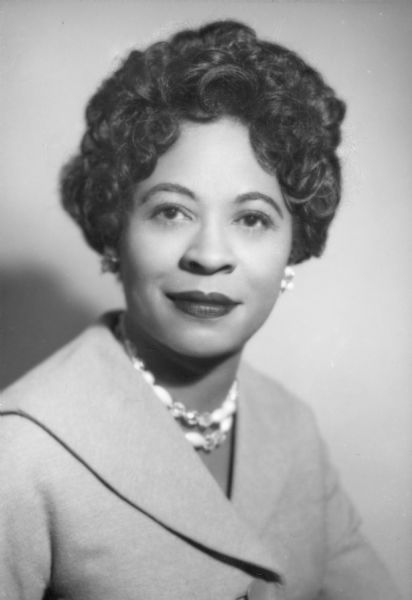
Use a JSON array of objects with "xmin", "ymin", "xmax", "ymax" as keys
[
  {"xmin": 280, "ymin": 266, "xmax": 295, "ymax": 292},
  {"xmin": 101, "ymin": 248, "xmax": 120, "ymax": 273}
]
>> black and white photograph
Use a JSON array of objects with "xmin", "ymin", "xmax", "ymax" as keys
[{"xmin": 0, "ymin": 1, "xmax": 411, "ymax": 599}]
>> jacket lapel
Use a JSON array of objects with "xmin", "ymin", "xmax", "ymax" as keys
[{"xmin": 1, "ymin": 316, "xmax": 283, "ymax": 583}]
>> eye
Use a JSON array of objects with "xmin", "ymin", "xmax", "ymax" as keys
[
  {"xmin": 236, "ymin": 211, "xmax": 273, "ymax": 231},
  {"xmin": 152, "ymin": 203, "xmax": 192, "ymax": 224}
]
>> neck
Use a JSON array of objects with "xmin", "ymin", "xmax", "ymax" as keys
[{"xmin": 122, "ymin": 313, "xmax": 242, "ymax": 414}]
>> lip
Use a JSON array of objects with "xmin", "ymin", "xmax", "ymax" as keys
[
  {"xmin": 167, "ymin": 290, "xmax": 239, "ymax": 305},
  {"xmin": 166, "ymin": 290, "xmax": 240, "ymax": 319}
]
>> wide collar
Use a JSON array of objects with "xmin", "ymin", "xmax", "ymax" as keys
[{"xmin": 1, "ymin": 314, "xmax": 291, "ymax": 584}]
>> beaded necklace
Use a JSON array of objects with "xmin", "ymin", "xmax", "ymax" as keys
[{"xmin": 117, "ymin": 313, "xmax": 238, "ymax": 453}]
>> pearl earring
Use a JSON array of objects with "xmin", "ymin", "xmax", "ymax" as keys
[
  {"xmin": 101, "ymin": 248, "xmax": 120, "ymax": 273},
  {"xmin": 280, "ymin": 266, "xmax": 295, "ymax": 292}
]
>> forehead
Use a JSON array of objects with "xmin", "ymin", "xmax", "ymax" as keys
[{"xmin": 137, "ymin": 118, "xmax": 284, "ymax": 202}]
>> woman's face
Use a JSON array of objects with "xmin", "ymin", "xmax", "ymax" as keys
[{"xmin": 120, "ymin": 118, "xmax": 292, "ymax": 359}]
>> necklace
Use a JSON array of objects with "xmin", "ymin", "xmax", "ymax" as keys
[{"xmin": 116, "ymin": 314, "xmax": 238, "ymax": 453}]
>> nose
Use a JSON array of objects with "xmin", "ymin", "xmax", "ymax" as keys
[{"xmin": 179, "ymin": 222, "xmax": 236, "ymax": 275}]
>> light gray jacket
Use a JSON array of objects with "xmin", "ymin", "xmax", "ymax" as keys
[{"xmin": 0, "ymin": 315, "xmax": 399, "ymax": 600}]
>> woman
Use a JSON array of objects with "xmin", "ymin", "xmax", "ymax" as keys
[{"xmin": 0, "ymin": 20, "xmax": 400, "ymax": 600}]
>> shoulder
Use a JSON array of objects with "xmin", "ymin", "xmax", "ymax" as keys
[
  {"xmin": 0, "ymin": 312, "xmax": 121, "ymax": 413},
  {"xmin": 239, "ymin": 361, "xmax": 320, "ymax": 436},
  {"xmin": 0, "ymin": 311, "xmax": 150, "ymax": 483},
  {"xmin": 0, "ymin": 311, "xmax": 133, "ymax": 470},
  {"xmin": 0, "ymin": 317, "xmax": 106, "ymax": 480},
  {"xmin": 238, "ymin": 361, "xmax": 327, "ymax": 481}
]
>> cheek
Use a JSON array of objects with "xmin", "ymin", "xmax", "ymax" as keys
[
  {"xmin": 247, "ymin": 259, "xmax": 286, "ymax": 334},
  {"xmin": 121, "ymin": 232, "xmax": 177, "ymax": 283},
  {"xmin": 251, "ymin": 266, "xmax": 283, "ymax": 312},
  {"xmin": 243, "ymin": 241, "xmax": 290, "ymax": 294}
]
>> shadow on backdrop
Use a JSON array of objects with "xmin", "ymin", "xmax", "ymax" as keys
[{"xmin": 0, "ymin": 265, "xmax": 97, "ymax": 390}]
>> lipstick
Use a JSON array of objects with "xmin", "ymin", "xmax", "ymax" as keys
[{"xmin": 166, "ymin": 291, "xmax": 239, "ymax": 319}]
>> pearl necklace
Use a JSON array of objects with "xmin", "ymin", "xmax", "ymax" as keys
[{"xmin": 117, "ymin": 315, "xmax": 238, "ymax": 453}]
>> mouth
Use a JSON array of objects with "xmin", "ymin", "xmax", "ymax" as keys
[{"xmin": 166, "ymin": 290, "xmax": 240, "ymax": 319}]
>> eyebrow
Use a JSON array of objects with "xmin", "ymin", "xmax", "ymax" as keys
[
  {"xmin": 235, "ymin": 192, "xmax": 284, "ymax": 219},
  {"xmin": 140, "ymin": 183, "xmax": 195, "ymax": 204},
  {"xmin": 140, "ymin": 183, "xmax": 284, "ymax": 219}
]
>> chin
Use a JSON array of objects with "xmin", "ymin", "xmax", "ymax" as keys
[{"xmin": 162, "ymin": 329, "xmax": 249, "ymax": 362}]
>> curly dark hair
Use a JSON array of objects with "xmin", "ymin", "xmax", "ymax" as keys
[{"xmin": 61, "ymin": 20, "xmax": 346, "ymax": 267}]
